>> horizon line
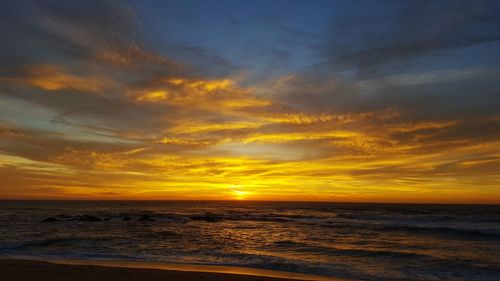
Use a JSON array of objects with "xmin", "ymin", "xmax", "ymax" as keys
[{"xmin": 1, "ymin": 198, "xmax": 499, "ymax": 205}]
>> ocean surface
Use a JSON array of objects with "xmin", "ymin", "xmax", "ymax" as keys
[{"xmin": 0, "ymin": 201, "xmax": 499, "ymax": 281}]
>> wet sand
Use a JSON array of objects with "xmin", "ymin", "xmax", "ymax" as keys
[{"xmin": 0, "ymin": 259, "xmax": 352, "ymax": 281}]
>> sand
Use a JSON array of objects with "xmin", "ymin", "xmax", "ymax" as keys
[{"xmin": 0, "ymin": 259, "xmax": 352, "ymax": 281}]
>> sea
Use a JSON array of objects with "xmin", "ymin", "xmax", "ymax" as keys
[{"xmin": 0, "ymin": 201, "xmax": 499, "ymax": 281}]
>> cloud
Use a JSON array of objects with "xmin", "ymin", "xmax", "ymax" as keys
[
  {"xmin": 1, "ymin": 64, "xmax": 115, "ymax": 92},
  {"xmin": 319, "ymin": 0, "xmax": 500, "ymax": 75},
  {"xmin": 325, "ymin": 35, "xmax": 500, "ymax": 71}
]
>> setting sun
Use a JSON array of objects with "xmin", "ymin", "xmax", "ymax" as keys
[{"xmin": 229, "ymin": 186, "xmax": 249, "ymax": 200}]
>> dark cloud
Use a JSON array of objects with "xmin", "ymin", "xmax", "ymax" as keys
[
  {"xmin": 1, "ymin": 1, "xmax": 134, "ymax": 65},
  {"xmin": 162, "ymin": 43, "xmax": 241, "ymax": 78},
  {"xmin": 319, "ymin": 0, "xmax": 500, "ymax": 76},
  {"xmin": 0, "ymin": 0, "xmax": 188, "ymax": 78},
  {"xmin": 326, "ymin": 35, "xmax": 500, "ymax": 71}
]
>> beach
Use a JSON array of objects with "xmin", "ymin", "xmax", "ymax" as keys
[
  {"xmin": 0, "ymin": 259, "xmax": 347, "ymax": 281},
  {"xmin": 1, "ymin": 201, "xmax": 499, "ymax": 280}
]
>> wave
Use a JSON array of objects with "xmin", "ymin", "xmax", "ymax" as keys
[
  {"xmin": 191, "ymin": 251, "xmax": 345, "ymax": 278},
  {"xmin": 326, "ymin": 247, "xmax": 431, "ymax": 259},
  {"xmin": 3, "ymin": 237, "xmax": 111, "ymax": 250},
  {"xmin": 269, "ymin": 240, "xmax": 433, "ymax": 259},
  {"xmin": 34, "ymin": 211, "xmax": 328, "ymax": 224},
  {"xmin": 271, "ymin": 240, "xmax": 308, "ymax": 247},
  {"xmin": 375, "ymin": 224, "xmax": 500, "ymax": 240}
]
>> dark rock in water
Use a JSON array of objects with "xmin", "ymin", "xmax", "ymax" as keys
[
  {"xmin": 56, "ymin": 214, "xmax": 72, "ymax": 219},
  {"xmin": 122, "ymin": 215, "xmax": 132, "ymax": 221},
  {"xmin": 42, "ymin": 214, "xmax": 102, "ymax": 222},
  {"xmin": 69, "ymin": 215, "xmax": 102, "ymax": 222},
  {"xmin": 139, "ymin": 214, "xmax": 154, "ymax": 221},
  {"xmin": 42, "ymin": 217, "xmax": 60, "ymax": 223},
  {"xmin": 190, "ymin": 214, "xmax": 222, "ymax": 222},
  {"xmin": 81, "ymin": 215, "xmax": 101, "ymax": 222}
]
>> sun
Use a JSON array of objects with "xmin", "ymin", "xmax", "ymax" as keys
[
  {"xmin": 232, "ymin": 190, "xmax": 248, "ymax": 200},
  {"xmin": 229, "ymin": 185, "xmax": 248, "ymax": 200}
]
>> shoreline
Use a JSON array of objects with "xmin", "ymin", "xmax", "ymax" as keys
[{"xmin": 0, "ymin": 257, "xmax": 353, "ymax": 281}]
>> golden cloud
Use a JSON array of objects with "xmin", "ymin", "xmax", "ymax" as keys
[{"xmin": 3, "ymin": 64, "xmax": 114, "ymax": 92}]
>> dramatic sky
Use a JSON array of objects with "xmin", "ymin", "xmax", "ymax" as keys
[{"xmin": 1, "ymin": 0, "xmax": 500, "ymax": 202}]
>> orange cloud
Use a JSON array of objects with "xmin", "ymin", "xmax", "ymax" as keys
[{"xmin": 3, "ymin": 64, "xmax": 114, "ymax": 92}]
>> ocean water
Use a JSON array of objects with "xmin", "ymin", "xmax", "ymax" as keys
[{"xmin": 0, "ymin": 201, "xmax": 499, "ymax": 281}]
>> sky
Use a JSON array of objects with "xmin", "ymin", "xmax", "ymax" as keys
[{"xmin": 1, "ymin": 0, "xmax": 500, "ymax": 202}]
